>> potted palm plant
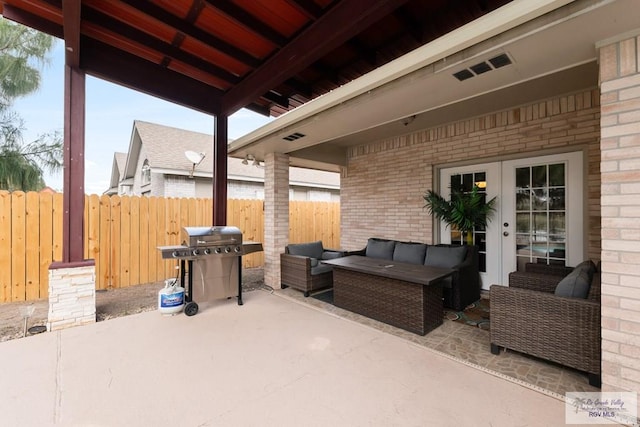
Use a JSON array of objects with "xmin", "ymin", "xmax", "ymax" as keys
[{"xmin": 423, "ymin": 185, "xmax": 497, "ymax": 245}]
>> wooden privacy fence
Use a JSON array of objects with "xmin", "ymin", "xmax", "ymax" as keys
[{"xmin": 0, "ymin": 191, "xmax": 340, "ymax": 303}]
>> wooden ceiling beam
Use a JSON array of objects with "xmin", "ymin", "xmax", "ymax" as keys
[
  {"xmin": 285, "ymin": 0, "xmax": 325, "ymax": 19},
  {"xmin": 347, "ymin": 38, "xmax": 377, "ymax": 67},
  {"xmin": 1, "ymin": 3, "xmax": 63, "ymax": 38},
  {"xmin": 81, "ymin": 38, "xmax": 222, "ymax": 115},
  {"xmin": 393, "ymin": 7, "xmax": 424, "ymax": 45},
  {"xmin": 244, "ymin": 102, "xmax": 271, "ymax": 117},
  {"xmin": 202, "ymin": 0, "xmax": 288, "ymax": 47},
  {"xmin": 282, "ymin": 78, "xmax": 313, "ymax": 98},
  {"xmin": 82, "ymin": 6, "xmax": 241, "ymax": 85},
  {"xmin": 119, "ymin": 0, "xmax": 260, "ymax": 68},
  {"xmin": 263, "ymin": 91, "xmax": 289, "ymax": 109},
  {"xmin": 62, "ymin": 0, "xmax": 81, "ymax": 68},
  {"xmin": 221, "ymin": 0, "xmax": 410, "ymax": 115}
]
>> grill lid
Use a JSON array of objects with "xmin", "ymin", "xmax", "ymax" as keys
[{"xmin": 182, "ymin": 226, "xmax": 242, "ymax": 247}]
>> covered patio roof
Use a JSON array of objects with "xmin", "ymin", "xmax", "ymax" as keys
[
  {"xmin": 1, "ymin": 0, "xmax": 513, "ymax": 118},
  {"xmin": 227, "ymin": 0, "xmax": 639, "ymax": 171}
]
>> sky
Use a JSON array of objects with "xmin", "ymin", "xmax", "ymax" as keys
[{"xmin": 12, "ymin": 40, "xmax": 274, "ymax": 195}]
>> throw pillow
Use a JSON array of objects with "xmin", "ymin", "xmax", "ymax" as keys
[
  {"xmin": 555, "ymin": 268, "xmax": 591, "ymax": 299},
  {"xmin": 424, "ymin": 245, "xmax": 467, "ymax": 268},
  {"xmin": 287, "ymin": 241, "xmax": 324, "ymax": 259},
  {"xmin": 575, "ymin": 259, "xmax": 597, "ymax": 279},
  {"xmin": 365, "ymin": 238, "xmax": 396, "ymax": 260},
  {"xmin": 393, "ymin": 242, "xmax": 428, "ymax": 264}
]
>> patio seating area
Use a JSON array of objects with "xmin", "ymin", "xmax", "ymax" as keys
[{"xmin": 279, "ymin": 287, "xmax": 599, "ymax": 397}]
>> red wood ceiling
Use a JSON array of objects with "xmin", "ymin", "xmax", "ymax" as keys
[{"xmin": 0, "ymin": 0, "xmax": 511, "ymax": 117}]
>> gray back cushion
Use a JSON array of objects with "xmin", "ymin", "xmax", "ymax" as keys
[
  {"xmin": 365, "ymin": 239, "xmax": 396, "ymax": 260},
  {"xmin": 555, "ymin": 260, "xmax": 596, "ymax": 299},
  {"xmin": 393, "ymin": 243, "xmax": 428, "ymax": 264},
  {"xmin": 424, "ymin": 245, "xmax": 467, "ymax": 268},
  {"xmin": 287, "ymin": 241, "xmax": 324, "ymax": 259}
]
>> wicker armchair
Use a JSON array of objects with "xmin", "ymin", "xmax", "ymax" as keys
[
  {"xmin": 490, "ymin": 262, "xmax": 601, "ymax": 387},
  {"xmin": 280, "ymin": 241, "xmax": 344, "ymax": 297}
]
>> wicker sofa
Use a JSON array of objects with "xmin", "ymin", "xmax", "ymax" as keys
[
  {"xmin": 490, "ymin": 261, "xmax": 601, "ymax": 387},
  {"xmin": 280, "ymin": 241, "xmax": 345, "ymax": 297},
  {"xmin": 349, "ymin": 237, "xmax": 480, "ymax": 311}
]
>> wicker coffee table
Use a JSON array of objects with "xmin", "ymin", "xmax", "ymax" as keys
[{"xmin": 322, "ymin": 256, "xmax": 453, "ymax": 335}]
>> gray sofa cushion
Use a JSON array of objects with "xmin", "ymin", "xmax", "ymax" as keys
[
  {"xmin": 309, "ymin": 258, "xmax": 319, "ymax": 268},
  {"xmin": 311, "ymin": 264, "xmax": 333, "ymax": 276},
  {"xmin": 365, "ymin": 238, "xmax": 396, "ymax": 260},
  {"xmin": 393, "ymin": 242, "xmax": 428, "ymax": 265},
  {"xmin": 287, "ymin": 241, "xmax": 324, "ymax": 259},
  {"xmin": 555, "ymin": 260, "xmax": 596, "ymax": 299},
  {"xmin": 424, "ymin": 245, "xmax": 467, "ymax": 268},
  {"xmin": 322, "ymin": 251, "xmax": 343, "ymax": 260}
]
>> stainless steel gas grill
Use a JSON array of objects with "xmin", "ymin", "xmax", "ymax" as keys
[{"xmin": 157, "ymin": 226, "xmax": 263, "ymax": 316}]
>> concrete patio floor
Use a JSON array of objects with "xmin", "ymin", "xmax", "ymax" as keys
[{"xmin": 0, "ymin": 289, "xmax": 574, "ymax": 426}]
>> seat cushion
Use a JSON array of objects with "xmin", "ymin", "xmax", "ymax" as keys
[
  {"xmin": 321, "ymin": 251, "xmax": 343, "ymax": 260},
  {"xmin": 310, "ymin": 264, "xmax": 333, "ymax": 276},
  {"xmin": 287, "ymin": 241, "xmax": 324, "ymax": 259},
  {"xmin": 424, "ymin": 245, "xmax": 467, "ymax": 268},
  {"xmin": 393, "ymin": 242, "xmax": 427, "ymax": 264},
  {"xmin": 555, "ymin": 260, "xmax": 596, "ymax": 299},
  {"xmin": 365, "ymin": 238, "xmax": 396, "ymax": 260}
]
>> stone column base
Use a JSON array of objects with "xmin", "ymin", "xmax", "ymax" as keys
[{"xmin": 47, "ymin": 260, "xmax": 96, "ymax": 332}]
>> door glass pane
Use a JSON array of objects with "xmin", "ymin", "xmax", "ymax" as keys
[
  {"xmin": 549, "ymin": 212, "xmax": 565, "ymax": 234},
  {"xmin": 516, "ymin": 213, "xmax": 530, "ymax": 233},
  {"xmin": 532, "ymin": 189, "xmax": 547, "ymax": 210},
  {"xmin": 549, "ymin": 188, "xmax": 565, "ymax": 210},
  {"xmin": 514, "ymin": 162, "xmax": 567, "ymax": 270},
  {"xmin": 516, "ymin": 189, "xmax": 530, "ymax": 210},
  {"xmin": 549, "ymin": 163, "xmax": 565, "ymax": 186},
  {"xmin": 462, "ymin": 174, "xmax": 473, "ymax": 192},
  {"xmin": 532, "ymin": 165, "xmax": 546, "ymax": 187},
  {"xmin": 516, "ymin": 167, "xmax": 529, "ymax": 188}
]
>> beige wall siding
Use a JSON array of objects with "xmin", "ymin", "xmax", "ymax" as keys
[
  {"xmin": 342, "ymin": 89, "xmax": 601, "ymax": 260},
  {"xmin": 599, "ymin": 34, "xmax": 640, "ymax": 401}
]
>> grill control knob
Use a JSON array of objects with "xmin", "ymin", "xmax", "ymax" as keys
[
  {"xmin": 172, "ymin": 251, "xmax": 180, "ymax": 258},
  {"xmin": 215, "ymin": 247, "xmax": 222, "ymax": 254},
  {"xmin": 234, "ymin": 246, "xmax": 242, "ymax": 253},
  {"xmin": 192, "ymin": 249, "xmax": 200, "ymax": 256},
  {"xmin": 224, "ymin": 246, "xmax": 231, "ymax": 253},
  {"xmin": 203, "ymin": 248, "xmax": 211, "ymax": 255}
]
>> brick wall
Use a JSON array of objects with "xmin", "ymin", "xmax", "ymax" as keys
[
  {"xmin": 163, "ymin": 175, "xmax": 195, "ymax": 198},
  {"xmin": 342, "ymin": 88, "xmax": 602, "ymax": 262},
  {"xmin": 598, "ymin": 34, "xmax": 640, "ymax": 400},
  {"xmin": 263, "ymin": 153, "xmax": 289, "ymax": 288}
]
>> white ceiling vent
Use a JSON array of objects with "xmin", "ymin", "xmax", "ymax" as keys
[
  {"xmin": 283, "ymin": 132, "xmax": 306, "ymax": 141},
  {"xmin": 453, "ymin": 53, "xmax": 512, "ymax": 82}
]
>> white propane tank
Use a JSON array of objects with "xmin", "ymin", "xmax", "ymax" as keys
[{"xmin": 158, "ymin": 279, "xmax": 185, "ymax": 315}]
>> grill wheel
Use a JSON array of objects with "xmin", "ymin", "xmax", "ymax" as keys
[{"xmin": 184, "ymin": 302, "xmax": 199, "ymax": 317}]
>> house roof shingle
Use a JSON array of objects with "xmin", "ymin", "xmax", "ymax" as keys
[{"xmin": 126, "ymin": 120, "xmax": 339, "ymax": 189}]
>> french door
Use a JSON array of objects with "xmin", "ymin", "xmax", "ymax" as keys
[{"xmin": 439, "ymin": 151, "xmax": 584, "ymax": 289}]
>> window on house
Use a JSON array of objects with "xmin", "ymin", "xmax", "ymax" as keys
[{"xmin": 141, "ymin": 160, "xmax": 151, "ymax": 185}]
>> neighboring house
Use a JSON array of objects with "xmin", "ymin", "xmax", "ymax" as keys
[{"xmin": 105, "ymin": 120, "xmax": 339, "ymax": 201}]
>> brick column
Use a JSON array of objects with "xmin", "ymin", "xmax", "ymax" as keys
[
  {"xmin": 263, "ymin": 153, "xmax": 289, "ymax": 289},
  {"xmin": 598, "ymin": 32, "xmax": 640, "ymax": 400}
]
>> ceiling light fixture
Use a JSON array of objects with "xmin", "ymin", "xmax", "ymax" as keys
[{"xmin": 242, "ymin": 154, "xmax": 255, "ymax": 165}]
